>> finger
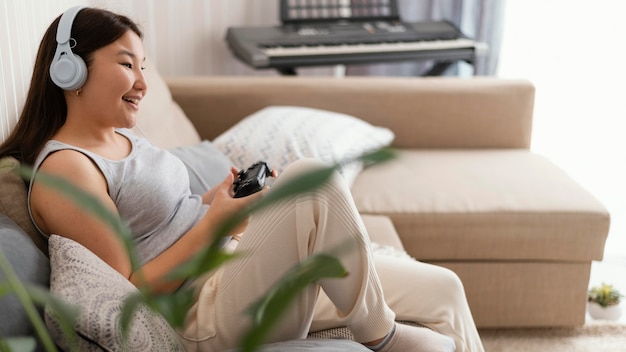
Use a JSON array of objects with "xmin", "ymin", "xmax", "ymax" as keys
[{"xmin": 222, "ymin": 172, "xmax": 234, "ymax": 184}]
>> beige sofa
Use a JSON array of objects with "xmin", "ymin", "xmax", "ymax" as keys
[
  {"xmin": 155, "ymin": 74, "xmax": 610, "ymax": 329},
  {"xmin": 0, "ymin": 64, "xmax": 610, "ymax": 348}
]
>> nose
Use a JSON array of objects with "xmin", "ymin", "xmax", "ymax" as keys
[{"xmin": 134, "ymin": 67, "xmax": 148, "ymax": 93}]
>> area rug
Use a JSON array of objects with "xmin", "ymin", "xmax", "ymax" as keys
[{"xmin": 479, "ymin": 320, "xmax": 626, "ymax": 352}]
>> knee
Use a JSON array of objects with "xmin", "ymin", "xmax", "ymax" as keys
[
  {"xmin": 435, "ymin": 266, "xmax": 465, "ymax": 295},
  {"xmin": 278, "ymin": 158, "xmax": 350, "ymax": 195},
  {"xmin": 403, "ymin": 261, "xmax": 465, "ymax": 295},
  {"xmin": 399, "ymin": 261, "xmax": 467, "ymax": 306},
  {"xmin": 281, "ymin": 158, "xmax": 329, "ymax": 177}
]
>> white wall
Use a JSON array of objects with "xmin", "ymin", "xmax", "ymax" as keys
[
  {"xmin": 497, "ymin": 0, "xmax": 626, "ymax": 257},
  {"xmin": 0, "ymin": 0, "xmax": 88, "ymax": 143},
  {"xmin": 90, "ymin": 0, "xmax": 288, "ymax": 76}
]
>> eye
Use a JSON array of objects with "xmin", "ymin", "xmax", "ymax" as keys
[{"xmin": 122, "ymin": 63, "xmax": 133, "ymax": 69}]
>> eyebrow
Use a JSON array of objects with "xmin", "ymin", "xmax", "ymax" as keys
[{"xmin": 117, "ymin": 50, "xmax": 146, "ymax": 61}]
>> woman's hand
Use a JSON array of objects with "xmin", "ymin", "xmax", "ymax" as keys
[
  {"xmin": 202, "ymin": 166, "xmax": 278, "ymax": 204},
  {"xmin": 201, "ymin": 167, "xmax": 239, "ymax": 204},
  {"xmin": 204, "ymin": 167, "xmax": 269, "ymax": 237}
]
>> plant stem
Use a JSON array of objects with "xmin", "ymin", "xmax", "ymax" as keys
[{"xmin": 0, "ymin": 248, "xmax": 57, "ymax": 352}]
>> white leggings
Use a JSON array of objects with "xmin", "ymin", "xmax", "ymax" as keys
[{"xmin": 178, "ymin": 159, "xmax": 484, "ymax": 352}]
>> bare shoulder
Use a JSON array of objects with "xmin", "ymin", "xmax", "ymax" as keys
[{"xmin": 37, "ymin": 149, "xmax": 108, "ymax": 192}]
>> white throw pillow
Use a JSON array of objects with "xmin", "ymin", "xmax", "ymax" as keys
[{"xmin": 212, "ymin": 106, "xmax": 395, "ymax": 186}]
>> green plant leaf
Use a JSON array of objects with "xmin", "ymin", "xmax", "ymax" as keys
[
  {"xmin": 0, "ymin": 248, "xmax": 60, "ymax": 352},
  {"xmin": 205, "ymin": 148, "xmax": 396, "ymax": 259},
  {"xmin": 167, "ymin": 164, "xmax": 340, "ymax": 283},
  {"xmin": 0, "ymin": 337, "xmax": 36, "ymax": 352},
  {"xmin": 240, "ymin": 254, "xmax": 348, "ymax": 352},
  {"xmin": 166, "ymin": 247, "xmax": 239, "ymax": 282},
  {"xmin": 148, "ymin": 289, "xmax": 196, "ymax": 328},
  {"xmin": 351, "ymin": 147, "xmax": 396, "ymax": 167},
  {"xmin": 24, "ymin": 284, "xmax": 79, "ymax": 351},
  {"xmin": 588, "ymin": 282, "xmax": 623, "ymax": 307},
  {"xmin": 120, "ymin": 287, "xmax": 196, "ymax": 336}
]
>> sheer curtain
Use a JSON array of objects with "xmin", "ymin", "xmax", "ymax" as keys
[
  {"xmin": 497, "ymin": 0, "xmax": 626, "ymax": 258},
  {"xmin": 347, "ymin": 0, "xmax": 505, "ymax": 76}
]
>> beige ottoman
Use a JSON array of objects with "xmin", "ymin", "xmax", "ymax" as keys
[{"xmin": 351, "ymin": 149, "xmax": 610, "ymax": 327}]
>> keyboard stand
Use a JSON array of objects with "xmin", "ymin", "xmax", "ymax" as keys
[
  {"xmin": 269, "ymin": 41, "xmax": 488, "ymax": 76},
  {"xmin": 275, "ymin": 58, "xmax": 472, "ymax": 76}
]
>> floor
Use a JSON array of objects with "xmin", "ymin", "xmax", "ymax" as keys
[{"xmin": 587, "ymin": 254, "xmax": 626, "ymax": 323}]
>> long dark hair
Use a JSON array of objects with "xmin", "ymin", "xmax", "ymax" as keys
[{"xmin": 0, "ymin": 7, "xmax": 142, "ymax": 165}]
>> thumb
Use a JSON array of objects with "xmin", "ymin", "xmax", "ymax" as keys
[{"xmin": 220, "ymin": 172, "xmax": 235, "ymax": 192}]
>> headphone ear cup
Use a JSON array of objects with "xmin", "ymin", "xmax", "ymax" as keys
[{"xmin": 50, "ymin": 52, "xmax": 87, "ymax": 91}]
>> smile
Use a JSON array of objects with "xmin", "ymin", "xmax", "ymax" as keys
[{"xmin": 122, "ymin": 96, "xmax": 140, "ymax": 105}]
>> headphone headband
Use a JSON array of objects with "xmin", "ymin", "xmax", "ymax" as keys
[
  {"xmin": 56, "ymin": 5, "xmax": 87, "ymax": 45},
  {"xmin": 50, "ymin": 5, "xmax": 88, "ymax": 91}
]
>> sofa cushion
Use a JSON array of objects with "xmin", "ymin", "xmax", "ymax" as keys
[
  {"xmin": 225, "ymin": 339, "xmax": 370, "ymax": 351},
  {"xmin": 351, "ymin": 149, "xmax": 610, "ymax": 262},
  {"xmin": 0, "ymin": 213, "xmax": 50, "ymax": 339},
  {"xmin": 167, "ymin": 140, "xmax": 233, "ymax": 195},
  {"xmin": 212, "ymin": 106, "xmax": 395, "ymax": 186},
  {"xmin": 0, "ymin": 157, "xmax": 46, "ymax": 255},
  {"xmin": 46, "ymin": 235, "xmax": 184, "ymax": 351},
  {"xmin": 132, "ymin": 59, "xmax": 201, "ymax": 149}
]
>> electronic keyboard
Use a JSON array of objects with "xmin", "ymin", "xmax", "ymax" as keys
[{"xmin": 225, "ymin": 20, "xmax": 476, "ymax": 71}]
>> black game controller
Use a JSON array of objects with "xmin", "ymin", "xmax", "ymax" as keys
[{"xmin": 233, "ymin": 161, "xmax": 273, "ymax": 198}]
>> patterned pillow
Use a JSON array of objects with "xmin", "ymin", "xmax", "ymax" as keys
[
  {"xmin": 212, "ymin": 106, "xmax": 395, "ymax": 186},
  {"xmin": 45, "ymin": 235, "xmax": 184, "ymax": 351}
]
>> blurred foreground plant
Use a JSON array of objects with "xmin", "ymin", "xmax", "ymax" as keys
[{"xmin": 0, "ymin": 148, "xmax": 394, "ymax": 352}]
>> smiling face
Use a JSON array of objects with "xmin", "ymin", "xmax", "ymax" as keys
[{"xmin": 73, "ymin": 30, "xmax": 147, "ymax": 129}]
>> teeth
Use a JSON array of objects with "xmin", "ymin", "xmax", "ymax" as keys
[{"xmin": 122, "ymin": 96, "xmax": 139, "ymax": 104}]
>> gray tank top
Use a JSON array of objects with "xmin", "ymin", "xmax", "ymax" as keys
[{"xmin": 28, "ymin": 129, "xmax": 209, "ymax": 265}]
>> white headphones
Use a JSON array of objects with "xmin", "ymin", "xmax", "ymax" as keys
[{"xmin": 49, "ymin": 5, "xmax": 88, "ymax": 90}]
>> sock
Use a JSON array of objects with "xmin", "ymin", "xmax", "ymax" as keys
[
  {"xmin": 367, "ymin": 323, "xmax": 396, "ymax": 351},
  {"xmin": 370, "ymin": 323, "xmax": 456, "ymax": 352}
]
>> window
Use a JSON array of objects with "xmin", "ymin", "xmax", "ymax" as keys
[{"xmin": 497, "ymin": 1, "xmax": 626, "ymax": 257}]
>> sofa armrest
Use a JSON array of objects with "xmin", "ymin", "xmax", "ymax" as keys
[{"xmin": 166, "ymin": 76, "xmax": 535, "ymax": 149}]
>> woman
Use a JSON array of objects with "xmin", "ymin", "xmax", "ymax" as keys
[{"xmin": 0, "ymin": 6, "xmax": 484, "ymax": 352}]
